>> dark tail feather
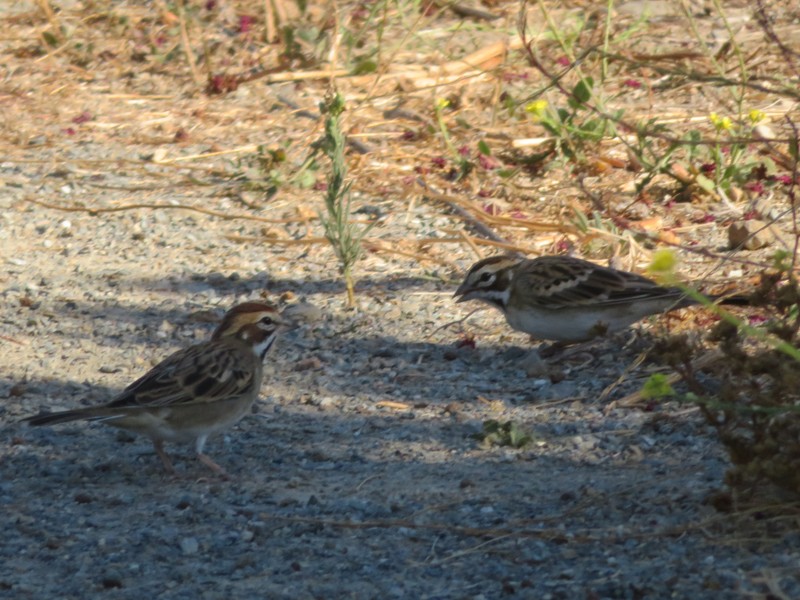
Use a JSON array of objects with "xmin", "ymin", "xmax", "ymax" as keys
[
  {"xmin": 673, "ymin": 293, "xmax": 750, "ymax": 310},
  {"xmin": 716, "ymin": 294, "xmax": 750, "ymax": 306},
  {"xmin": 24, "ymin": 409, "xmax": 97, "ymax": 426}
]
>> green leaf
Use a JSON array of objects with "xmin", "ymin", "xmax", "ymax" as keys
[
  {"xmin": 42, "ymin": 31, "xmax": 59, "ymax": 47},
  {"xmin": 477, "ymin": 140, "xmax": 491, "ymax": 156},
  {"xmin": 641, "ymin": 373, "xmax": 675, "ymax": 400},
  {"xmin": 294, "ymin": 169, "xmax": 317, "ymax": 189},
  {"xmin": 695, "ymin": 173, "xmax": 716, "ymax": 193},
  {"xmin": 351, "ymin": 59, "xmax": 377, "ymax": 76},
  {"xmin": 772, "ymin": 249, "xmax": 791, "ymax": 272},
  {"xmin": 572, "ymin": 77, "xmax": 594, "ymax": 104},
  {"xmin": 507, "ymin": 422, "xmax": 531, "ymax": 448}
]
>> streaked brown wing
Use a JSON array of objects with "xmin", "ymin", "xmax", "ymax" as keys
[
  {"xmin": 106, "ymin": 340, "xmax": 257, "ymax": 409},
  {"xmin": 517, "ymin": 256, "xmax": 679, "ymax": 309}
]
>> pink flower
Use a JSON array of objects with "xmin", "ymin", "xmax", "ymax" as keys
[
  {"xmin": 431, "ymin": 156, "xmax": 446, "ymax": 168},
  {"xmin": 774, "ymin": 174, "xmax": 794, "ymax": 185},
  {"xmin": 555, "ymin": 238, "xmax": 571, "ymax": 253},
  {"xmin": 744, "ymin": 181, "xmax": 765, "ymax": 195},
  {"xmin": 478, "ymin": 154, "xmax": 500, "ymax": 170},
  {"xmin": 239, "ymin": 15, "xmax": 255, "ymax": 34},
  {"xmin": 622, "ymin": 79, "xmax": 641, "ymax": 89},
  {"xmin": 482, "ymin": 203, "xmax": 500, "ymax": 215},
  {"xmin": 555, "ymin": 56, "xmax": 570, "ymax": 67},
  {"xmin": 457, "ymin": 145, "xmax": 471, "ymax": 158},
  {"xmin": 72, "ymin": 111, "xmax": 92, "ymax": 124}
]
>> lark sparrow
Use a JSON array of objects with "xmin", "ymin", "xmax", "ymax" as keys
[
  {"xmin": 25, "ymin": 301, "xmax": 293, "ymax": 477},
  {"xmin": 454, "ymin": 255, "xmax": 744, "ymax": 343}
]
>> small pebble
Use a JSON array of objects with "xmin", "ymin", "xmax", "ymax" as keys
[{"xmin": 180, "ymin": 537, "xmax": 199, "ymax": 555}]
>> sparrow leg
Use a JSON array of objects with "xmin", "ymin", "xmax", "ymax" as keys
[
  {"xmin": 152, "ymin": 439, "xmax": 178, "ymax": 476},
  {"xmin": 194, "ymin": 435, "xmax": 230, "ymax": 479},
  {"xmin": 196, "ymin": 453, "xmax": 231, "ymax": 480}
]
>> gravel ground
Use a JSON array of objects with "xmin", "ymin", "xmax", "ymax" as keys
[
  {"xmin": 2, "ymin": 2, "xmax": 800, "ymax": 594},
  {"xmin": 2, "ymin": 170, "xmax": 800, "ymax": 599}
]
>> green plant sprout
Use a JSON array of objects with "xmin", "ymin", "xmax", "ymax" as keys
[
  {"xmin": 524, "ymin": 78, "xmax": 621, "ymax": 164},
  {"xmin": 318, "ymin": 91, "xmax": 374, "ymax": 307},
  {"xmin": 433, "ymin": 97, "xmax": 472, "ymax": 179}
]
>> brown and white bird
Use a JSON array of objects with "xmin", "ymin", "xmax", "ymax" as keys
[
  {"xmin": 24, "ymin": 301, "xmax": 293, "ymax": 477},
  {"xmin": 454, "ymin": 255, "xmax": 744, "ymax": 343}
]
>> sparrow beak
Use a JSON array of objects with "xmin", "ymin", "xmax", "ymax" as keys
[{"xmin": 453, "ymin": 282, "xmax": 469, "ymax": 303}]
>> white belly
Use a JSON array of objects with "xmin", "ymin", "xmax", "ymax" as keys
[{"xmin": 504, "ymin": 301, "xmax": 673, "ymax": 343}]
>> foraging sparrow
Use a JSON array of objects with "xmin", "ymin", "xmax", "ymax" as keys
[
  {"xmin": 454, "ymin": 255, "xmax": 744, "ymax": 343},
  {"xmin": 25, "ymin": 302, "xmax": 293, "ymax": 477}
]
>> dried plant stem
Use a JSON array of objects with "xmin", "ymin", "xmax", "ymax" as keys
[
  {"xmin": 35, "ymin": 0, "xmax": 61, "ymax": 40},
  {"xmin": 25, "ymin": 198, "xmax": 312, "ymax": 225},
  {"xmin": 263, "ymin": 0, "xmax": 277, "ymax": 43},
  {"xmin": 176, "ymin": 0, "xmax": 203, "ymax": 86}
]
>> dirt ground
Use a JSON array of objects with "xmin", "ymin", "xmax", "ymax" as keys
[{"xmin": 2, "ymin": 1, "xmax": 800, "ymax": 598}]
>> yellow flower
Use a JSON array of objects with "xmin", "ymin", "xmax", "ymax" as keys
[
  {"xmin": 434, "ymin": 98, "xmax": 450, "ymax": 111},
  {"xmin": 524, "ymin": 99, "xmax": 548, "ymax": 118},
  {"xmin": 709, "ymin": 112, "xmax": 732, "ymax": 132},
  {"xmin": 748, "ymin": 109, "xmax": 765, "ymax": 124}
]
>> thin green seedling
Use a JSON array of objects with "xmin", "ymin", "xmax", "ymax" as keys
[
  {"xmin": 318, "ymin": 92, "xmax": 374, "ymax": 307},
  {"xmin": 434, "ymin": 98, "xmax": 472, "ymax": 179}
]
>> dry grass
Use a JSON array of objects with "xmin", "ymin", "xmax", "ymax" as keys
[{"xmin": 2, "ymin": 0, "xmax": 797, "ymax": 269}]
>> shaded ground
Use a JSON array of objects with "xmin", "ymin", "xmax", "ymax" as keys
[{"xmin": 2, "ymin": 1, "xmax": 800, "ymax": 598}]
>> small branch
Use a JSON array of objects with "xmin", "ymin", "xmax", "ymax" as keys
[
  {"xmin": 24, "ymin": 198, "xmax": 313, "ymax": 225},
  {"xmin": 414, "ymin": 178, "xmax": 511, "ymax": 249}
]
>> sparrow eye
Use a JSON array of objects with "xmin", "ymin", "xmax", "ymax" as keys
[
  {"xmin": 259, "ymin": 316, "xmax": 274, "ymax": 326},
  {"xmin": 478, "ymin": 273, "xmax": 494, "ymax": 284}
]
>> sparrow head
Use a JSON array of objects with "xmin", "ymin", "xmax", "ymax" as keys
[
  {"xmin": 454, "ymin": 255, "xmax": 522, "ymax": 309},
  {"xmin": 213, "ymin": 302, "xmax": 294, "ymax": 359}
]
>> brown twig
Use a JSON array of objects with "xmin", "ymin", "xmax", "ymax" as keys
[
  {"xmin": 0, "ymin": 335, "xmax": 26, "ymax": 346},
  {"xmin": 415, "ymin": 178, "xmax": 515, "ymax": 252},
  {"xmin": 24, "ymin": 198, "xmax": 313, "ymax": 225}
]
